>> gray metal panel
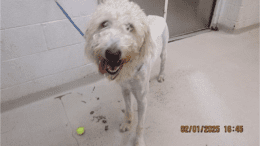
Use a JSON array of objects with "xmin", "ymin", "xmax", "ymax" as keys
[
  {"xmin": 167, "ymin": 0, "xmax": 215, "ymax": 38},
  {"xmin": 131, "ymin": 0, "xmax": 215, "ymax": 39},
  {"xmin": 131, "ymin": 0, "xmax": 165, "ymax": 17}
]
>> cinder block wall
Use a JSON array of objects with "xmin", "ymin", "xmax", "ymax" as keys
[
  {"xmin": 217, "ymin": 0, "xmax": 259, "ymax": 32},
  {"xmin": 1, "ymin": 0, "xmax": 98, "ymax": 103}
]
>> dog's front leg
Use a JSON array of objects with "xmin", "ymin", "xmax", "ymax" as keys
[
  {"xmin": 120, "ymin": 84, "xmax": 133, "ymax": 132},
  {"xmin": 131, "ymin": 78, "xmax": 149, "ymax": 146}
]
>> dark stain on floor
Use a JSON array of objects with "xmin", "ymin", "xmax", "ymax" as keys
[
  {"xmin": 92, "ymin": 115, "xmax": 106, "ymax": 123},
  {"xmin": 54, "ymin": 93, "xmax": 72, "ymax": 100},
  {"xmin": 77, "ymin": 92, "xmax": 83, "ymax": 96},
  {"xmin": 121, "ymin": 109, "xmax": 125, "ymax": 113},
  {"xmin": 92, "ymin": 86, "xmax": 95, "ymax": 93},
  {"xmin": 90, "ymin": 111, "xmax": 94, "ymax": 115},
  {"xmin": 105, "ymin": 125, "xmax": 108, "ymax": 131},
  {"xmin": 81, "ymin": 101, "xmax": 86, "ymax": 104}
]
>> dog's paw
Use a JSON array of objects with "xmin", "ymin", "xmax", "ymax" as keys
[
  {"xmin": 120, "ymin": 121, "xmax": 132, "ymax": 132},
  {"xmin": 157, "ymin": 74, "xmax": 165, "ymax": 83},
  {"xmin": 135, "ymin": 136, "xmax": 146, "ymax": 146}
]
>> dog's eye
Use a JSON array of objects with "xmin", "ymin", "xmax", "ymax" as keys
[
  {"xmin": 101, "ymin": 21, "xmax": 109, "ymax": 28},
  {"xmin": 126, "ymin": 23, "xmax": 134, "ymax": 32}
]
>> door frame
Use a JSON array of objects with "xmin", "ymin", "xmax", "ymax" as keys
[{"xmin": 163, "ymin": 0, "xmax": 222, "ymax": 41}]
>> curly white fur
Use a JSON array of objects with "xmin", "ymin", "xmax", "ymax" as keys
[
  {"xmin": 84, "ymin": 0, "xmax": 157, "ymax": 82},
  {"xmin": 84, "ymin": 0, "xmax": 169, "ymax": 145}
]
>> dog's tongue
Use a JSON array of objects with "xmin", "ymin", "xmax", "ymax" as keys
[
  {"xmin": 99, "ymin": 59, "xmax": 125, "ymax": 80},
  {"xmin": 99, "ymin": 59, "xmax": 107, "ymax": 74}
]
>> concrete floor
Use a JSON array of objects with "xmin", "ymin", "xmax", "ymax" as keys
[{"xmin": 1, "ymin": 28, "xmax": 259, "ymax": 146}]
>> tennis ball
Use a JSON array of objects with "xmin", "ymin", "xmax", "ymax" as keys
[{"xmin": 77, "ymin": 127, "xmax": 84, "ymax": 135}]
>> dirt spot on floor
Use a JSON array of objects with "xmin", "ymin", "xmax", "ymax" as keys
[
  {"xmin": 92, "ymin": 115, "xmax": 106, "ymax": 123},
  {"xmin": 54, "ymin": 92, "xmax": 72, "ymax": 100},
  {"xmin": 90, "ymin": 111, "xmax": 94, "ymax": 115},
  {"xmin": 92, "ymin": 86, "xmax": 95, "ymax": 93},
  {"xmin": 121, "ymin": 109, "xmax": 125, "ymax": 113},
  {"xmin": 81, "ymin": 101, "xmax": 86, "ymax": 104},
  {"xmin": 105, "ymin": 125, "xmax": 108, "ymax": 131},
  {"xmin": 77, "ymin": 92, "xmax": 83, "ymax": 96}
]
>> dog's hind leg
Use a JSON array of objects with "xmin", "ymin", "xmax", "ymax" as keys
[{"xmin": 158, "ymin": 24, "xmax": 169, "ymax": 83}]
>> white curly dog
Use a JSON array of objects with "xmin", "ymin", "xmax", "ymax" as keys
[{"xmin": 84, "ymin": 0, "xmax": 169, "ymax": 145}]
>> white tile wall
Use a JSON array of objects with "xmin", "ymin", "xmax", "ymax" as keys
[
  {"xmin": 1, "ymin": 64, "xmax": 98, "ymax": 103},
  {"xmin": 57, "ymin": 0, "xmax": 98, "ymax": 17},
  {"xmin": 42, "ymin": 19, "xmax": 85, "ymax": 50},
  {"xmin": 226, "ymin": 4, "xmax": 240, "ymax": 21},
  {"xmin": 2, "ymin": 43, "xmax": 90, "ymax": 89},
  {"xmin": 73, "ymin": 16, "xmax": 91, "ymax": 35},
  {"xmin": 227, "ymin": 0, "xmax": 242, "ymax": 6},
  {"xmin": 1, "ymin": 0, "xmax": 98, "ymax": 103},
  {"xmin": 237, "ymin": 1, "xmax": 259, "ymax": 22},
  {"xmin": 2, "ymin": 24, "xmax": 47, "ymax": 61},
  {"xmin": 235, "ymin": 0, "xmax": 259, "ymax": 29},
  {"xmin": 240, "ymin": 0, "xmax": 259, "ymax": 6},
  {"xmin": 218, "ymin": 16, "xmax": 236, "ymax": 30},
  {"xmin": 217, "ymin": 0, "xmax": 259, "ymax": 30},
  {"xmin": 236, "ymin": 16, "xmax": 260, "ymax": 29},
  {"xmin": 2, "ymin": 0, "xmax": 66, "ymax": 29},
  {"xmin": 1, "ymin": 22, "xmax": 5, "ymax": 30}
]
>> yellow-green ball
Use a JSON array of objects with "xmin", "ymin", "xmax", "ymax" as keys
[{"xmin": 77, "ymin": 127, "xmax": 84, "ymax": 135}]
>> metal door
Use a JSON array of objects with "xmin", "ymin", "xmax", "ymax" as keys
[
  {"xmin": 131, "ymin": 0, "xmax": 165, "ymax": 17},
  {"xmin": 167, "ymin": 0, "xmax": 216, "ymax": 39},
  {"xmin": 131, "ymin": 0, "xmax": 216, "ymax": 39}
]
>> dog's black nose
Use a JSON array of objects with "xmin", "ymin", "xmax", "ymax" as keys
[{"xmin": 105, "ymin": 48, "xmax": 121, "ymax": 62}]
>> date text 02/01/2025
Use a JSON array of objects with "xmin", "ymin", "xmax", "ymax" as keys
[{"xmin": 180, "ymin": 125, "xmax": 243, "ymax": 133}]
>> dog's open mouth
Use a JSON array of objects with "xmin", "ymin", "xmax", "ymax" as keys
[{"xmin": 99, "ymin": 58, "xmax": 124, "ymax": 80}]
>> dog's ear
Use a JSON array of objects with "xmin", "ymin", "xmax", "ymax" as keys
[
  {"xmin": 84, "ymin": 28, "xmax": 90, "ymax": 57},
  {"xmin": 84, "ymin": 24, "xmax": 95, "ymax": 61},
  {"xmin": 140, "ymin": 25, "xmax": 156, "ymax": 60},
  {"xmin": 84, "ymin": 29, "xmax": 88, "ymax": 40}
]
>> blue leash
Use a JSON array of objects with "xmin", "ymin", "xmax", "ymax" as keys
[{"xmin": 55, "ymin": 1, "xmax": 84, "ymax": 37}]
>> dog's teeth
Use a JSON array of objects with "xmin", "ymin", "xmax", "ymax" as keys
[{"xmin": 108, "ymin": 67, "xmax": 119, "ymax": 73}]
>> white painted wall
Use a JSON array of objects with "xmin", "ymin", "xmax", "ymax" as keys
[
  {"xmin": 217, "ymin": 0, "xmax": 259, "ymax": 31},
  {"xmin": 235, "ymin": 0, "xmax": 260, "ymax": 28},
  {"xmin": 1, "ymin": 0, "xmax": 98, "ymax": 103}
]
